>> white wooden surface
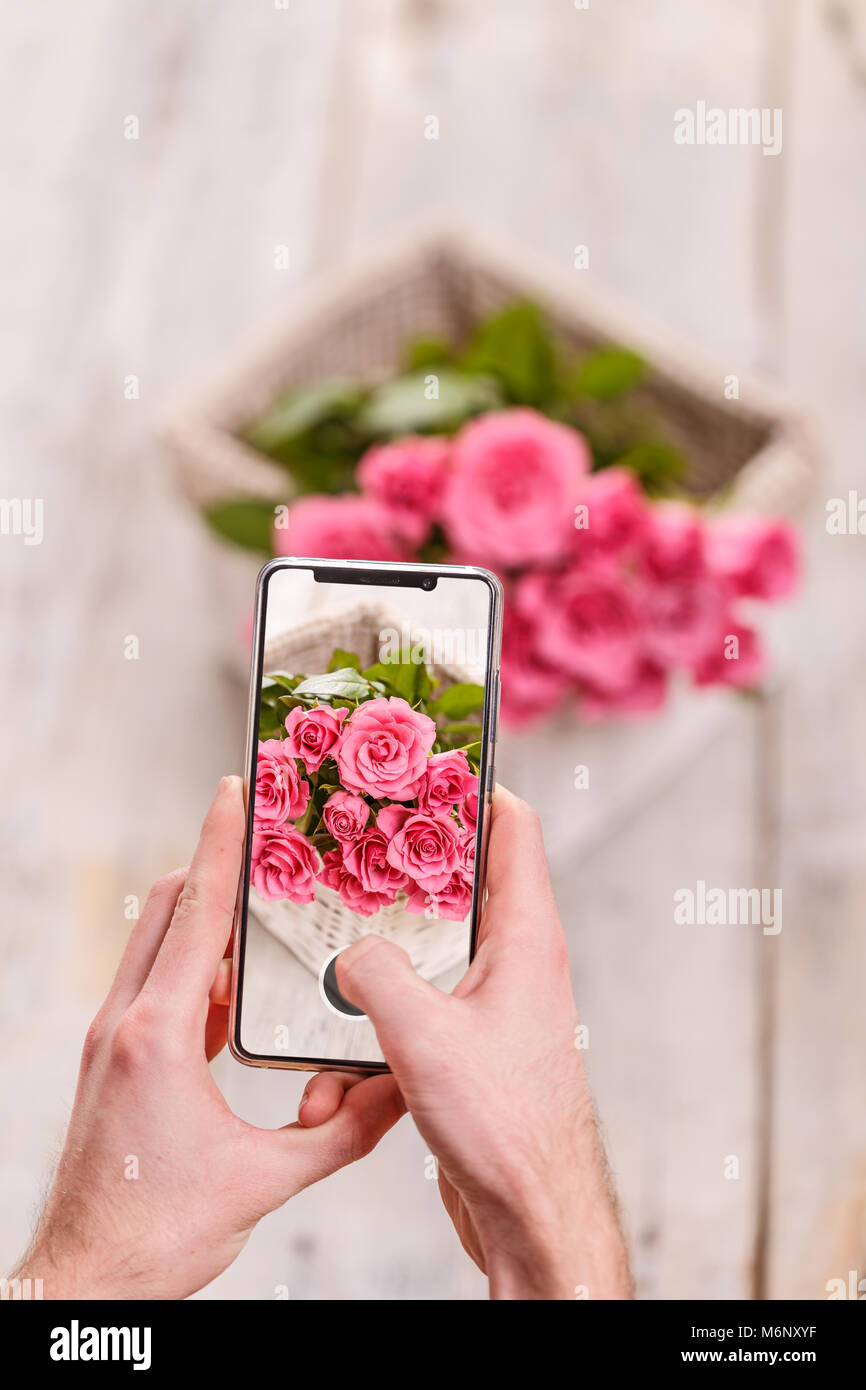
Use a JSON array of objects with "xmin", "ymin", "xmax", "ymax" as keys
[{"xmin": 0, "ymin": 0, "xmax": 862, "ymax": 1300}]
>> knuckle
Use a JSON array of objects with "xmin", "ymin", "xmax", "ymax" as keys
[
  {"xmin": 80, "ymin": 1010, "xmax": 110, "ymax": 1069},
  {"xmin": 171, "ymin": 876, "xmax": 232, "ymax": 929},
  {"xmin": 145, "ymin": 868, "xmax": 186, "ymax": 908},
  {"xmin": 170, "ymin": 880, "xmax": 204, "ymax": 928},
  {"xmin": 107, "ymin": 1000, "xmax": 163, "ymax": 1073}
]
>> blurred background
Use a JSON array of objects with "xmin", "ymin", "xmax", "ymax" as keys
[{"xmin": 1, "ymin": 0, "xmax": 864, "ymax": 1299}]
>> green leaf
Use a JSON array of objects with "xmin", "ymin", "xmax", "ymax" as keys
[
  {"xmin": 277, "ymin": 694, "xmax": 306, "ymax": 714},
  {"xmin": 460, "ymin": 302, "xmax": 556, "ymax": 406},
  {"xmin": 310, "ymin": 830, "xmax": 339, "ymax": 851},
  {"xmin": 292, "ymin": 668, "xmax": 374, "ymax": 702},
  {"xmin": 610, "ymin": 441, "xmax": 687, "ymax": 495},
  {"xmin": 357, "ymin": 369, "xmax": 502, "ymax": 436},
  {"xmin": 414, "ymin": 664, "xmax": 432, "ymax": 705},
  {"xmin": 204, "ymin": 499, "xmax": 279, "ymax": 554},
  {"xmin": 437, "ymin": 682, "xmax": 486, "ymax": 719},
  {"xmin": 272, "ymin": 444, "xmax": 360, "ymax": 497},
  {"xmin": 379, "ymin": 657, "xmax": 430, "ymax": 706},
  {"xmin": 328, "ymin": 649, "xmax": 361, "ymax": 673},
  {"xmin": 293, "ymin": 799, "xmax": 316, "ymax": 837},
  {"xmin": 571, "ymin": 347, "xmax": 645, "ymax": 401},
  {"xmin": 405, "ymin": 336, "xmax": 454, "ymax": 370},
  {"xmin": 263, "ymin": 671, "xmax": 301, "ymax": 692},
  {"xmin": 436, "ymin": 720, "xmax": 483, "ymax": 741},
  {"xmin": 363, "ymin": 662, "xmax": 395, "ymax": 691},
  {"xmin": 244, "ymin": 378, "xmax": 361, "ymax": 454}
]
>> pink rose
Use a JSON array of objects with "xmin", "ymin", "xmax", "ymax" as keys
[
  {"xmin": 693, "ymin": 621, "xmax": 765, "ymax": 689},
  {"xmin": 357, "ymin": 436, "xmax": 450, "ymax": 546},
  {"xmin": 273, "ymin": 494, "xmax": 409, "ymax": 562},
  {"xmin": 573, "ymin": 467, "xmax": 648, "ymax": 557},
  {"xmin": 643, "ymin": 574, "xmax": 728, "ymax": 669},
  {"xmin": 418, "ymin": 751, "xmax": 476, "ymax": 816},
  {"xmin": 250, "ymin": 824, "xmax": 320, "ymax": 903},
  {"xmin": 516, "ymin": 562, "xmax": 644, "ymax": 695},
  {"xmin": 343, "ymin": 827, "xmax": 408, "ymax": 897},
  {"xmin": 442, "ymin": 409, "xmax": 590, "ymax": 568},
  {"xmin": 318, "ymin": 849, "xmax": 395, "ymax": 918},
  {"xmin": 253, "ymin": 739, "xmax": 310, "ymax": 826},
  {"xmin": 455, "ymin": 826, "xmax": 476, "ymax": 884},
  {"xmin": 384, "ymin": 809, "xmax": 460, "ymax": 892},
  {"xmin": 705, "ymin": 516, "xmax": 799, "ymax": 600},
  {"xmin": 284, "ymin": 703, "xmax": 348, "ymax": 773},
  {"xmin": 459, "ymin": 786, "xmax": 479, "ymax": 834},
  {"xmin": 641, "ymin": 504, "xmax": 705, "ymax": 583},
  {"xmin": 579, "ymin": 660, "xmax": 667, "ymax": 723},
  {"xmin": 406, "ymin": 872, "xmax": 473, "ymax": 922},
  {"xmin": 499, "ymin": 603, "xmax": 569, "ymax": 727},
  {"xmin": 322, "ymin": 790, "xmax": 370, "ymax": 843},
  {"xmin": 338, "ymin": 696, "xmax": 436, "ymax": 801}
]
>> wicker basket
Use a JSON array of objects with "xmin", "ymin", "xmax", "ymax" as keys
[
  {"xmin": 163, "ymin": 223, "xmax": 820, "ymax": 867},
  {"xmin": 250, "ymin": 881, "xmax": 470, "ymax": 983},
  {"xmin": 249, "ymin": 599, "xmax": 476, "ymax": 981},
  {"xmin": 162, "ymin": 221, "xmax": 819, "ymax": 519}
]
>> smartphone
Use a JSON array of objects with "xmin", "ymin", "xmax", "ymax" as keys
[{"xmin": 229, "ymin": 557, "xmax": 503, "ymax": 1072}]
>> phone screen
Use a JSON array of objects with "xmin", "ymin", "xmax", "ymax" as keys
[{"xmin": 233, "ymin": 562, "xmax": 500, "ymax": 1069}]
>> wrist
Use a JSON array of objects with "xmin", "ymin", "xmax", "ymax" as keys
[
  {"xmin": 15, "ymin": 1239, "xmax": 108, "ymax": 1300},
  {"xmin": 471, "ymin": 1150, "xmax": 633, "ymax": 1301},
  {"xmin": 481, "ymin": 1199, "xmax": 632, "ymax": 1300}
]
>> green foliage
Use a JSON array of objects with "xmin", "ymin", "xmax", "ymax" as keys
[
  {"xmin": 461, "ymin": 302, "xmax": 556, "ymax": 406},
  {"xmin": 328, "ymin": 649, "xmax": 362, "ymax": 672},
  {"xmin": 610, "ymin": 441, "xmax": 687, "ymax": 495},
  {"xmin": 404, "ymin": 336, "xmax": 454, "ymax": 370},
  {"xmin": 243, "ymin": 378, "xmax": 364, "ymax": 497},
  {"xmin": 436, "ymin": 682, "xmax": 485, "ymax": 719},
  {"xmin": 292, "ymin": 668, "xmax": 383, "ymax": 702},
  {"xmin": 569, "ymin": 347, "xmax": 646, "ymax": 401},
  {"xmin": 204, "ymin": 499, "xmax": 279, "ymax": 554},
  {"xmin": 230, "ymin": 300, "xmax": 691, "ymax": 531},
  {"xmin": 244, "ymin": 379, "xmax": 361, "ymax": 451},
  {"xmin": 357, "ymin": 369, "xmax": 502, "ymax": 436}
]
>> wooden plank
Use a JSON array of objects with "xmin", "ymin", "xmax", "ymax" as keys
[
  {"xmin": 566, "ymin": 712, "xmax": 762, "ymax": 1298},
  {"xmin": 761, "ymin": 0, "xmax": 866, "ymax": 1300}
]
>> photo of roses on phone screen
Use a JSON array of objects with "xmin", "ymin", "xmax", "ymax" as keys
[{"xmin": 234, "ymin": 565, "xmax": 497, "ymax": 1069}]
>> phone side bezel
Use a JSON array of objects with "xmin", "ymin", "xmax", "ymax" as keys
[{"xmin": 228, "ymin": 557, "xmax": 504, "ymax": 1073}]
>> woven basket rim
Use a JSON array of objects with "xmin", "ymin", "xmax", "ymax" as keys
[{"xmin": 161, "ymin": 220, "xmax": 821, "ymax": 520}]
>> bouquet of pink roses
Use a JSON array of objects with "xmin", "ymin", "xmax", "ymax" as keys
[
  {"xmin": 207, "ymin": 303, "xmax": 800, "ymax": 727},
  {"xmin": 272, "ymin": 416, "xmax": 799, "ymax": 726},
  {"xmin": 251, "ymin": 649, "xmax": 482, "ymax": 922}
]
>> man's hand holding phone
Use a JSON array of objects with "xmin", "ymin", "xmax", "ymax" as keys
[
  {"xmin": 12, "ymin": 778, "xmax": 404, "ymax": 1300},
  {"xmin": 334, "ymin": 786, "xmax": 632, "ymax": 1300}
]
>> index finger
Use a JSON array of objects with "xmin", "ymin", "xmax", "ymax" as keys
[
  {"xmin": 141, "ymin": 776, "xmax": 245, "ymax": 1016},
  {"xmin": 474, "ymin": 785, "xmax": 560, "ymax": 953}
]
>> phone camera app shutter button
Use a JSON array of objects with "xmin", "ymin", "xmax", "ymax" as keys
[{"xmin": 318, "ymin": 947, "xmax": 367, "ymax": 1020}]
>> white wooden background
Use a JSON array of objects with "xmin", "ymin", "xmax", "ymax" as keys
[{"xmin": 1, "ymin": 0, "xmax": 864, "ymax": 1300}]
